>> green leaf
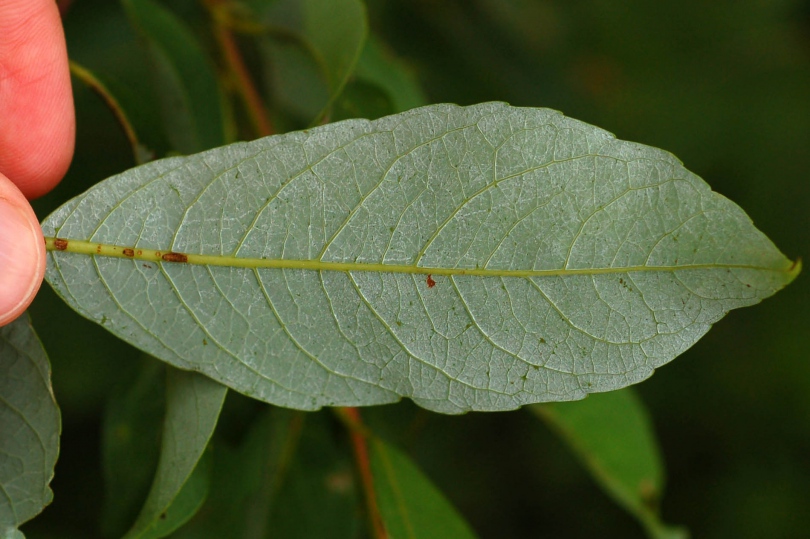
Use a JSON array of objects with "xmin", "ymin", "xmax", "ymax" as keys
[
  {"xmin": 101, "ymin": 359, "xmax": 165, "ymax": 538},
  {"xmin": 169, "ymin": 407, "xmax": 305, "ymax": 538},
  {"xmin": 123, "ymin": 0, "xmax": 227, "ymax": 154},
  {"xmin": 531, "ymin": 390, "xmax": 686, "ymax": 539},
  {"xmin": 370, "ymin": 438, "xmax": 477, "ymax": 539},
  {"xmin": 331, "ymin": 79, "xmax": 394, "ymax": 122},
  {"xmin": 123, "ymin": 369, "xmax": 226, "ymax": 539},
  {"xmin": 0, "ymin": 315, "xmax": 60, "ymax": 537},
  {"xmin": 354, "ymin": 37, "xmax": 427, "ymax": 113},
  {"xmin": 41, "ymin": 102, "xmax": 799, "ymax": 413},
  {"xmin": 260, "ymin": 0, "xmax": 368, "ymax": 123},
  {"xmin": 263, "ymin": 411, "xmax": 361, "ymax": 539}
]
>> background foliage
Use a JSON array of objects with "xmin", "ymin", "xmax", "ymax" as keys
[{"xmin": 20, "ymin": 0, "xmax": 808, "ymax": 537}]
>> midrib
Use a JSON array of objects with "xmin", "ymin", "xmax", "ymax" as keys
[{"xmin": 44, "ymin": 237, "xmax": 799, "ymax": 278}]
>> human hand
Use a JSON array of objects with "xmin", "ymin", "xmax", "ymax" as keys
[{"xmin": 0, "ymin": 0, "xmax": 75, "ymax": 326}]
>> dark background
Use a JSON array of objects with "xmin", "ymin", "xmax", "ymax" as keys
[{"xmin": 27, "ymin": 1, "xmax": 810, "ymax": 537}]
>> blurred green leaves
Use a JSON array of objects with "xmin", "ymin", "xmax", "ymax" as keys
[
  {"xmin": 533, "ymin": 390, "xmax": 686, "ymax": 539},
  {"xmin": 370, "ymin": 438, "xmax": 477, "ymax": 539},
  {"xmin": 123, "ymin": 0, "xmax": 228, "ymax": 153},
  {"xmin": 122, "ymin": 369, "xmax": 226, "ymax": 538},
  {"xmin": 257, "ymin": 0, "xmax": 367, "ymax": 125}
]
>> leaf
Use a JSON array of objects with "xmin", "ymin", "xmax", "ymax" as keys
[
  {"xmin": 266, "ymin": 411, "xmax": 361, "ymax": 539},
  {"xmin": 331, "ymin": 79, "xmax": 394, "ymax": 122},
  {"xmin": 0, "ymin": 315, "xmax": 61, "ymax": 536},
  {"xmin": 41, "ymin": 102, "xmax": 799, "ymax": 414},
  {"xmin": 260, "ymin": 0, "xmax": 368, "ymax": 123},
  {"xmin": 169, "ymin": 407, "xmax": 305, "ymax": 539},
  {"xmin": 531, "ymin": 390, "xmax": 686, "ymax": 539},
  {"xmin": 354, "ymin": 37, "xmax": 427, "ymax": 113},
  {"xmin": 370, "ymin": 438, "xmax": 477, "ymax": 539},
  {"xmin": 123, "ymin": 0, "xmax": 227, "ymax": 154},
  {"xmin": 123, "ymin": 369, "xmax": 226, "ymax": 539},
  {"xmin": 101, "ymin": 359, "xmax": 165, "ymax": 538}
]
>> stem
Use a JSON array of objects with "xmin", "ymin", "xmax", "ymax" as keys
[
  {"xmin": 68, "ymin": 61, "xmax": 148, "ymax": 164},
  {"xmin": 206, "ymin": 0, "xmax": 274, "ymax": 137},
  {"xmin": 339, "ymin": 407, "xmax": 387, "ymax": 539}
]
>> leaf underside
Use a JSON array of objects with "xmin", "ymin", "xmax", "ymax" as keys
[{"xmin": 42, "ymin": 103, "xmax": 798, "ymax": 413}]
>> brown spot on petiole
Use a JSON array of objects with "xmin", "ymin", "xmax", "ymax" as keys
[
  {"xmin": 123, "ymin": 248, "xmax": 135, "ymax": 257},
  {"xmin": 53, "ymin": 238, "xmax": 68, "ymax": 251},
  {"xmin": 426, "ymin": 274, "xmax": 436, "ymax": 288},
  {"xmin": 162, "ymin": 252, "xmax": 189, "ymax": 263}
]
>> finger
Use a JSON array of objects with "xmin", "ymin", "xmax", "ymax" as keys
[
  {"xmin": 0, "ymin": 0, "xmax": 75, "ymax": 199},
  {"xmin": 0, "ymin": 172, "xmax": 46, "ymax": 326}
]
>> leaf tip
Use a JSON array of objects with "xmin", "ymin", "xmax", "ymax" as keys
[{"xmin": 787, "ymin": 257, "xmax": 802, "ymax": 283}]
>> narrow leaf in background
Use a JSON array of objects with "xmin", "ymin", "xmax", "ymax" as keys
[
  {"xmin": 370, "ymin": 438, "xmax": 477, "ymax": 539},
  {"xmin": 0, "ymin": 315, "xmax": 60, "ymax": 537},
  {"xmin": 123, "ymin": 0, "xmax": 227, "ymax": 154},
  {"xmin": 169, "ymin": 407, "xmax": 305, "ymax": 538},
  {"xmin": 266, "ymin": 412, "xmax": 362, "ymax": 539},
  {"xmin": 41, "ymin": 103, "xmax": 798, "ymax": 413},
  {"xmin": 531, "ymin": 390, "xmax": 686, "ymax": 539},
  {"xmin": 123, "ymin": 368, "xmax": 226, "ymax": 539},
  {"xmin": 354, "ymin": 37, "xmax": 427, "ymax": 113},
  {"xmin": 258, "ymin": 0, "xmax": 368, "ymax": 125},
  {"xmin": 101, "ymin": 360, "xmax": 165, "ymax": 538}
]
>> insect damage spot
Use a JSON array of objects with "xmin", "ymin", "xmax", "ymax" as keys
[
  {"xmin": 426, "ymin": 274, "xmax": 436, "ymax": 288},
  {"xmin": 53, "ymin": 238, "xmax": 68, "ymax": 251},
  {"xmin": 123, "ymin": 248, "xmax": 135, "ymax": 257},
  {"xmin": 162, "ymin": 252, "xmax": 189, "ymax": 263}
]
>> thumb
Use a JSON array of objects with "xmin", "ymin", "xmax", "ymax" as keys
[{"xmin": 0, "ymin": 172, "xmax": 46, "ymax": 326}]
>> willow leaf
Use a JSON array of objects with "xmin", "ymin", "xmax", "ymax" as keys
[
  {"xmin": 0, "ymin": 315, "xmax": 60, "ymax": 537},
  {"xmin": 531, "ymin": 390, "xmax": 686, "ymax": 539},
  {"xmin": 370, "ymin": 438, "xmax": 477, "ymax": 539},
  {"xmin": 41, "ymin": 103, "xmax": 799, "ymax": 413},
  {"xmin": 123, "ymin": 369, "xmax": 226, "ymax": 538}
]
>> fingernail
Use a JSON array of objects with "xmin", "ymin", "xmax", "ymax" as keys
[{"xmin": 0, "ymin": 198, "xmax": 43, "ymax": 325}]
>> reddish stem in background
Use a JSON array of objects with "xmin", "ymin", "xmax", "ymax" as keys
[
  {"xmin": 341, "ymin": 407, "xmax": 388, "ymax": 539},
  {"xmin": 215, "ymin": 26, "xmax": 274, "ymax": 137},
  {"xmin": 206, "ymin": 0, "xmax": 274, "ymax": 137}
]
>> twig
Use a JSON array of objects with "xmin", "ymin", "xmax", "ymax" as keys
[
  {"xmin": 205, "ymin": 0, "xmax": 274, "ymax": 137},
  {"xmin": 68, "ymin": 61, "xmax": 150, "ymax": 164},
  {"xmin": 338, "ymin": 407, "xmax": 388, "ymax": 539}
]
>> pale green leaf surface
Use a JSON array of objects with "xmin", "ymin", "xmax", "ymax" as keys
[
  {"xmin": 531, "ymin": 390, "xmax": 686, "ymax": 539},
  {"xmin": 370, "ymin": 438, "xmax": 477, "ymax": 539},
  {"xmin": 41, "ymin": 103, "xmax": 798, "ymax": 413},
  {"xmin": 0, "ymin": 315, "xmax": 60, "ymax": 537},
  {"xmin": 123, "ymin": 0, "xmax": 227, "ymax": 154},
  {"xmin": 124, "ymin": 369, "xmax": 226, "ymax": 539}
]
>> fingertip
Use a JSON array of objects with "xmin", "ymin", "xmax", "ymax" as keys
[
  {"xmin": 0, "ymin": 0, "xmax": 75, "ymax": 199},
  {"xmin": 0, "ymin": 174, "xmax": 46, "ymax": 327}
]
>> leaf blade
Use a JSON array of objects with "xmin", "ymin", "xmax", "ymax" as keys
[
  {"xmin": 123, "ymin": 0, "xmax": 227, "ymax": 154},
  {"xmin": 370, "ymin": 438, "xmax": 477, "ymax": 539},
  {"xmin": 123, "ymin": 369, "xmax": 226, "ymax": 539},
  {"xmin": 531, "ymin": 390, "xmax": 686, "ymax": 539},
  {"xmin": 0, "ymin": 315, "xmax": 61, "ymax": 536},
  {"xmin": 41, "ymin": 103, "xmax": 798, "ymax": 413}
]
